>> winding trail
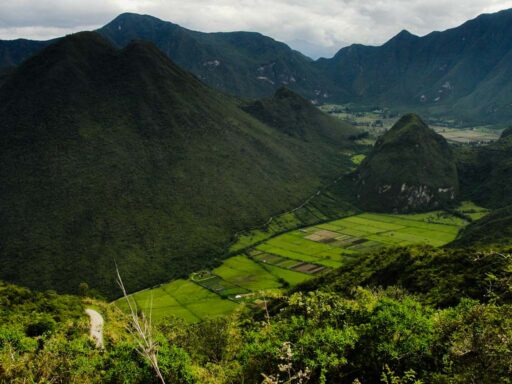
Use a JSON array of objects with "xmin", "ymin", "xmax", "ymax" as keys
[
  {"xmin": 227, "ymin": 173, "xmax": 348, "ymax": 250},
  {"xmin": 85, "ymin": 309, "xmax": 104, "ymax": 349}
]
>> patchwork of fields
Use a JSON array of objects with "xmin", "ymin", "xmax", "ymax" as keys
[{"xmin": 116, "ymin": 205, "xmax": 486, "ymax": 323}]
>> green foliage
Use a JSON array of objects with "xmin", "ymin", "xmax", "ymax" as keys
[
  {"xmin": 0, "ymin": 32, "xmax": 357, "ymax": 298},
  {"xmin": 2, "ymin": 237, "xmax": 512, "ymax": 383},
  {"xmin": 299, "ymin": 245, "xmax": 512, "ymax": 307},
  {"xmin": 4, "ymin": 10, "xmax": 512, "ymax": 124},
  {"xmin": 25, "ymin": 315, "xmax": 56, "ymax": 337},
  {"xmin": 318, "ymin": 9, "xmax": 512, "ymax": 124},
  {"xmin": 129, "ymin": 208, "xmax": 470, "ymax": 323},
  {"xmin": 381, "ymin": 366, "xmax": 422, "ymax": 384},
  {"xmin": 453, "ymin": 205, "xmax": 512, "ymax": 246},
  {"xmin": 432, "ymin": 300, "xmax": 512, "ymax": 383},
  {"xmin": 457, "ymin": 132, "xmax": 512, "ymax": 209},
  {"xmin": 242, "ymin": 87, "xmax": 357, "ymax": 140}
]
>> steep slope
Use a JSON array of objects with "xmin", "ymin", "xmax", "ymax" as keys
[
  {"xmin": 316, "ymin": 8, "xmax": 512, "ymax": 123},
  {"xmin": 0, "ymin": 38, "xmax": 50, "ymax": 68},
  {"xmin": 0, "ymin": 14, "xmax": 328, "ymax": 100},
  {"xmin": 452, "ymin": 205, "xmax": 512, "ymax": 246},
  {"xmin": 241, "ymin": 86, "xmax": 357, "ymax": 138},
  {"xmin": 355, "ymin": 114, "xmax": 459, "ymax": 212},
  {"xmin": 0, "ymin": 32, "xmax": 357, "ymax": 297},
  {"xmin": 457, "ymin": 126, "xmax": 512, "ymax": 208},
  {"xmin": 97, "ymin": 13, "xmax": 338, "ymax": 100},
  {"xmin": 2, "ymin": 10, "xmax": 512, "ymax": 123}
]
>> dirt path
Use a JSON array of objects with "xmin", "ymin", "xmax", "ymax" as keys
[{"xmin": 85, "ymin": 309, "xmax": 104, "ymax": 348}]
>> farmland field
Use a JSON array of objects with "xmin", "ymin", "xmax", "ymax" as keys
[
  {"xmin": 319, "ymin": 104, "xmax": 502, "ymax": 145},
  {"xmin": 115, "ymin": 203, "xmax": 487, "ymax": 323},
  {"xmin": 115, "ymin": 279, "xmax": 239, "ymax": 323}
]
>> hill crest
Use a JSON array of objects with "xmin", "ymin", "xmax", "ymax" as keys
[{"xmin": 356, "ymin": 114, "xmax": 459, "ymax": 212}]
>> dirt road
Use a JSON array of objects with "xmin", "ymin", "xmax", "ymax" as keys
[{"xmin": 85, "ymin": 309, "xmax": 104, "ymax": 348}]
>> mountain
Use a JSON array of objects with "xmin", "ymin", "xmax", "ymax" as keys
[
  {"xmin": 2, "ymin": 10, "xmax": 512, "ymax": 123},
  {"xmin": 98, "ymin": 13, "xmax": 339, "ymax": 100},
  {"xmin": 316, "ymin": 8, "xmax": 512, "ymax": 123},
  {"xmin": 355, "ymin": 114, "xmax": 459, "ymax": 212},
  {"xmin": 0, "ymin": 14, "xmax": 336, "ymax": 101},
  {"xmin": 241, "ymin": 86, "xmax": 353, "ymax": 138},
  {"xmin": 0, "ymin": 32, "xmax": 357, "ymax": 297},
  {"xmin": 0, "ymin": 38, "xmax": 50, "ymax": 68}
]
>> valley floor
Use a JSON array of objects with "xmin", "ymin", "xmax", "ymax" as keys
[{"xmin": 115, "ymin": 202, "xmax": 488, "ymax": 323}]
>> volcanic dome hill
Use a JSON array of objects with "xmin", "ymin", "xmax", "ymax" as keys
[
  {"xmin": 355, "ymin": 114, "xmax": 459, "ymax": 213},
  {"xmin": 0, "ymin": 32, "xmax": 357, "ymax": 297}
]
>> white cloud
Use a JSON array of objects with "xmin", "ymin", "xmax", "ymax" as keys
[{"xmin": 0, "ymin": 0, "xmax": 511, "ymax": 58}]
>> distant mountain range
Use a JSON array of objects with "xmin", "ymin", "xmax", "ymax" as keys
[
  {"xmin": 0, "ymin": 32, "xmax": 357, "ymax": 297},
  {"xmin": 1, "ymin": 9, "xmax": 512, "ymax": 124}
]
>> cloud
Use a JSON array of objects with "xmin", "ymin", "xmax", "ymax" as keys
[{"xmin": 1, "ymin": 0, "xmax": 511, "ymax": 58}]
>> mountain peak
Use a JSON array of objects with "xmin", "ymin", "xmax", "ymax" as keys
[
  {"xmin": 385, "ymin": 29, "xmax": 418, "ymax": 45},
  {"xmin": 397, "ymin": 29, "xmax": 414, "ymax": 37},
  {"xmin": 109, "ymin": 12, "xmax": 167, "ymax": 25},
  {"xmin": 274, "ymin": 86, "xmax": 306, "ymax": 101},
  {"xmin": 356, "ymin": 114, "xmax": 458, "ymax": 213},
  {"xmin": 389, "ymin": 113, "xmax": 427, "ymax": 132}
]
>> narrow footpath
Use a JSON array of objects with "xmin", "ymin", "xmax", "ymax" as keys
[{"xmin": 85, "ymin": 309, "xmax": 104, "ymax": 349}]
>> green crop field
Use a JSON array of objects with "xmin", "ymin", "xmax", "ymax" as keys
[
  {"xmin": 115, "ymin": 204, "xmax": 487, "ymax": 323},
  {"xmin": 213, "ymin": 255, "xmax": 283, "ymax": 291},
  {"xmin": 115, "ymin": 279, "xmax": 239, "ymax": 323}
]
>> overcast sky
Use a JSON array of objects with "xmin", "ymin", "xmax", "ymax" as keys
[{"xmin": 1, "ymin": 0, "xmax": 512, "ymax": 58}]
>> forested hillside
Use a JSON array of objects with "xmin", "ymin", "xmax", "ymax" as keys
[{"xmin": 0, "ymin": 32, "xmax": 357, "ymax": 297}]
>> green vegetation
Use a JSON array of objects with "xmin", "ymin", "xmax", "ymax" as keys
[
  {"xmin": 3, "ymin": 238, "xmax": 511, "ymax": 383},
  {"xmin": 241, "ymin": 87, "xmax": 358, "ymax": 139},
  {"xmin": 2, "ymin": 10, "xmax": 512, "ymax": 383},
  {"xmin": 457, "ymin": 126, "xmax": 512, "ymax": 209},
  {"xmin": 213, "ymin": 256, "xmax": 283, "ymax": 291},
  {"xmin": 356, "ymin": 114, "xmax": 459, "ymax": 212},
  {"xmin": 116, "ymin": 279, "xmax": 240, "ymax": 323},
  {"xmin": 229, "ymin": 178, "xmax": 360, "ymax": 253},
  {"xmin": 317, "ymin": 9, "xmax": 512, "ymax": 124},
  {"xmin": 452, "ymin": 201, "xmax": 489, "ymax": 221},
  {"xmin": 0, "ymin": 32, "xmax": 359, "ymax": 298},
  {"xmin": 350, "ymin": 154, "xmax": 366, "ymax": 165},
  {"xmin": 5, "ymin": 10, "xmax": 512, "ymax": 125},
  {"xmin": 125, "ymin": 207, "xmax": 473, "ymax": 323},
  {"xmin": 321, "ymin": 104, "xmax": 502, "ymax": 145},
  {"xmin": 453, "ymin": 204, "xmax": 512, "ymax": 247}
]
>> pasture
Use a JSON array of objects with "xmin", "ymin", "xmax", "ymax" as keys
[
  {"xmin": 115, "ymin": 204, "xmax": 485, "ymax": 323},
  {"xmin": 115, "ymin": 279, "xmax": 239, "ymax": 323}
]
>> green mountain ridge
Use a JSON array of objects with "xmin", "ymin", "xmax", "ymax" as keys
[
  {"xmin": 0, "ymin": 32, "xmax": 357, "ymax": 298},
  {"xmin": 2, "ymin": 10, "xmax": 512, "ymax": 123},
  {"xmin": 319, "ymin": 8, "xmax": 512, "ymax": 123}
]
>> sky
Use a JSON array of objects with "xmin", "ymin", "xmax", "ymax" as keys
[{"xmin": 1, "ymin": 0, "xmax": 512, "ymax": 58}]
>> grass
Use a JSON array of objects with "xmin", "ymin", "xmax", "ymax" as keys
[
  {"xmin": 350, "ymin": 154, "xmax": 366, "ymax": 165},
  {"xmin": 213, "ymin": 255, "xmax": 282, "ymax": 291},
  {"xmin": 263, "ymin": 264, "xmax": 314, "ymax": 286},
  {"xmin": 116, "ymin": 279, "xmax": 238, "ymax": 323},
  {"xmin": 455, "ymin": 201, "xmax": 489, "ymax": 221},
  {"xmin": 115, "ymin": 202, "xmax": 487, "ymax": 323}
]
